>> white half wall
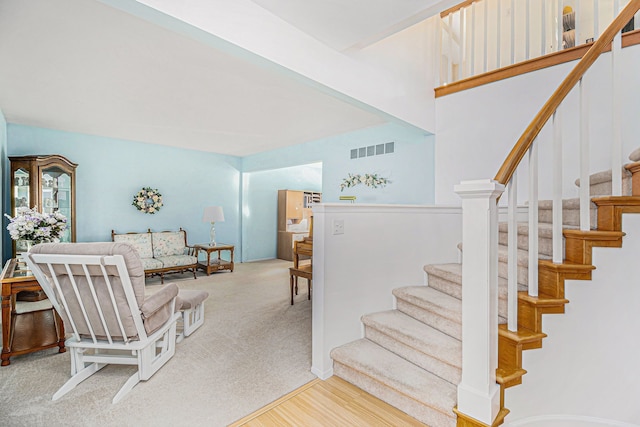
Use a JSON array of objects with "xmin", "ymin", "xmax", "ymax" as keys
[{"xmin": 311, "ymin": 203, "xmax": 462, "ymax": 379}]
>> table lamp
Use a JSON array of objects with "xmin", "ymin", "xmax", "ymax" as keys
[{"xmin": 202, "ymin": 206, "xmax": 225, "ymax": 246}]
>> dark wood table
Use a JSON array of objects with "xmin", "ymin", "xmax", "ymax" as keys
[{"xmin": 1, "ymin": 258, "xmax": 65, "ymax": 366}]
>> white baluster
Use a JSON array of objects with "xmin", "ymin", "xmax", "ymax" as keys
[
  {"xmin": 575, "ymin": 0, "xmax": 581, "ymax": 46},
  {"xmin": 579, "ymin": 78, "xmax": 590, "ymax": 231},
  {"xmin": 497, "ymin": 0, "xmax": 502, "ymax": 68},
  {"xmin": 528, "ymin": 143, "xmax": 539, "ymax": 297},
  {"xmin": 438, "ymin": 18, "xmax": 444, "ymax": 85},
  {"xmin": 448, "ymin": 12, "xmax": 454, "ymax": 84},
  {"xmin": 557, "ymin": 0, "xmax": 563, "ymax": 51},
  {"xmin": 483, "ymin": 0, "xmax": 489, "ymax": 73},
  {"xmin": 511, "ymin": 0, "xmax": 516, "ymax": 64},
  {"xmin": 525, "ymin": 0, "xmax": 531, "ymax": 59},
  {"xmin": 471, "ymin": 2, "xmax": 476, "ymax": 76},
  {"xmin": 541, "ymin": 0, "xmax": 547, "ymax": 55},
  {"xmin": 460, "ymin": 7, "xmax": 467, "ymax": 79},
  {"xmin": 612, "ymin": 20, "xmax": 623, "ymax": 195},
  {"xmin": 553, "ymin": 109, "xmax": 563, "ymax": 264},
  {"xmin": 593, "ymin": 0, "xmax": 599, "ymax": 40},
  {"xmin": 507, "ymin": 175, "xmax": 518, "ymax": 332}
]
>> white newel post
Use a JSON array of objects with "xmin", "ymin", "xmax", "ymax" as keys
[{"xmin": 454, "ymin": 179, "xmax": 504, "ymax": 425}]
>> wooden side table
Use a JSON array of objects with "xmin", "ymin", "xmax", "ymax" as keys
[
  {"xmin": 1, "ymin": 258, "xmax": 65, "ymax": 366},
  {"xmin": 194, "ymin": 244, "xmax": 235, "ymax": 275}
]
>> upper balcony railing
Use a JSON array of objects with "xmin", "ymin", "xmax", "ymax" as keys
[{"xmin": 439, "ymin": 0, "xmax": 640, "ymax": 86}]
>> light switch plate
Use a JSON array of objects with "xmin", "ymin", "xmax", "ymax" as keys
[{"xmin": 333, "ymin": 219, "xmax": 344, "ymax": 235}]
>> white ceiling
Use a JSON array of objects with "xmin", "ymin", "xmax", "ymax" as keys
[
  {"xmin": 0, "ymin": 0, "xmax": 449, "ymax": 157},
  {"xmin": 252, "ymin": 0, "xmax": 456, "ymax": 51}
]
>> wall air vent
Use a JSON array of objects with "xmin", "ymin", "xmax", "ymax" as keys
[{"xmin": 350, "ymin": 142, "xmax": 394, "ymax": 159}]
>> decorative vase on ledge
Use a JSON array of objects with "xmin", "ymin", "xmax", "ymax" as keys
[{"xmin": 16, "ymin": 239, "xmax": 34, "ymax": 257}]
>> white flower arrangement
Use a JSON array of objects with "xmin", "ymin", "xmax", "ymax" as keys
[
  {"xmin": 133, "ymin": 187, "xmax": 163, "ymax": 214},
  {"xmin": 4, "ymin": 207, "xmax": 68, "ymax": 244},
  {"xmin": 340, "ymin": 173, "xmax": 390, "ymax": 192}
]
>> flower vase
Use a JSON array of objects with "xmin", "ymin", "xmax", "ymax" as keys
[{"xmin": 16, "ymin": 239, "xmax": 33, "ymax": 258}]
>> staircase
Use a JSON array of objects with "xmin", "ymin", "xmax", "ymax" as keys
[{"xmin": 330, "ymin": 156, "xmax": 640, "ymax": 426}]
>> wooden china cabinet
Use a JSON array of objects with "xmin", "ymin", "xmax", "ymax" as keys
[{"xmin": 9, "ymin": 155, "xmax": 77, "ymax": 257}]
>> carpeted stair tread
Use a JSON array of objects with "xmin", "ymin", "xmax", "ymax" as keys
[
  {"xmin": 393, "ymin": 286, "xmax": 461, "ymax": 340},
  {"xmin": 536, "ymin": 198, "xmax": 598, "ymax": 227},
  {"xmin": 497, "ymin": 244, "xmax": 551, "ymax": 265},
  {"xmin": 362, "ymin": 310, "xmax": 461, "ymax": 384},
  {"xmin": 498, "ymin": 222, "xmax": 565, "ymax": 257},
  {"xmin": 537, "ymin": 198, "xmax": 584, "ymax": 209},
  {"xmin": 424, "ymin": 263, "xmax": 525, "ymax": 321},
  {"xmin": 393, "ymin": 286, "xmax": 461, "ymax": 323},
  {"xmin": 497, "ymin": 221, "xmax": 579, "ymax": 236},
  {"xmin": 424, "ymin": 263, "xmax": 463, "ymax": 302},
  {"xmin": 331, "ymin": 339, "xmax": 456, "ymax": 426},
  {"xmin": 424, "ymin": 263, "xmax": 462, "ymax": 284},
  {"xmin": 458, "ymin": 242, "xmax": 551, "ymax": 266},
  {"xmin": 574, "ymin": 167, "xmax": 632, "ymax": 196}
]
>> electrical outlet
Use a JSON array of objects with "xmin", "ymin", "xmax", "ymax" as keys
[{"xmin": 333, "ymin": 219, "xmax": 344, "ymax": 235}]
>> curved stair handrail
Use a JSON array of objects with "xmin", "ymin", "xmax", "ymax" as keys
[{"xmin": 494, "ymin": 0, "xmax": 640, "ymax": 185}]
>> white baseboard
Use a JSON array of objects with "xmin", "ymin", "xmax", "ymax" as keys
[{"xmin": 310, "ymin": 365, "xmax": 333, "ymax": 380}]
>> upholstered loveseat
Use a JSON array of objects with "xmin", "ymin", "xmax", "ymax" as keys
[{"xmin": 111, "ymin": 228, "xmax": 197, "ymax": 283}]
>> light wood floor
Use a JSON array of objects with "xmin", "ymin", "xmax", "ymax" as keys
[{"xmin": 229, "ymin": 376, "xmax": 427, "ymax": 427}]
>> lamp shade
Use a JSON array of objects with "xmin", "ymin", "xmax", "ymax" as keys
[{"xmin": 202, "ymin": 206, "xmax": 225, "ymax": 223}]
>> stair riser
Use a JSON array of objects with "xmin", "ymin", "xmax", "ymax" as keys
[
  {"xmin": 498, "ymin": 231, "xmax": 553, "ymax": 257},
  {"xmin": 333, "ymin": 362, "xmax": 456, "ymax": 427},
  {"xmin": 426, "ymin": 272, "xmax": 510, "ymax": 319},
  {"xmin": 364, "ymin": 326, "xmax": 461, "ymax": 386},
  {"xmin": 538, "ymin": 207, "xmax": 596, "ymax": 227},
  {"xmin": 396, "ymin": 299, "xmax": 461, "ymax": 340},
  {"xmin": 427, "ymin": 274, "xmax": 461, "ymax": 300},
  {"xmin": 498, "ymin": 260, "xmax": 528, "ymax": 287},
  {"xmin": 576, "ymin": 175, "xmax": 632, "ymax": 197}
]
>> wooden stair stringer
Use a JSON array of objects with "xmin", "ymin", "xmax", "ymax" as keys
[
  {"xmin": 498, "ymin": 196, "xmax": 640, "ymax": 421},
  {"xmin": 593, "ymin": 195, "xmax": 640, "ymax": 231},
  {"xmin": 563, "ymin": 229, "xmax": 624, "ymax": 265}
]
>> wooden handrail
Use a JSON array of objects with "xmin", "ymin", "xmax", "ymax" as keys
[
  {"xmin": 440, "ymin": 0, "xmax": 475, "ymax": 18},
  {"xmin": 494, "ymin": 0, "xmax": 640, "ymax": 185}
]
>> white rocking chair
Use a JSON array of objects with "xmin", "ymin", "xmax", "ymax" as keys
[{"xmin": 25, "ymin": 242, "xmax": 181, "ymax": 404}]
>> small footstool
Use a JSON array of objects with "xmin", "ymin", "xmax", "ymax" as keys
[{"xmin": 176, "ymin": 289, "xmax": 209, "ymax": 342}]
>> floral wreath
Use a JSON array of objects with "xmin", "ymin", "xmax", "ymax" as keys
[
  {"xmin": 340, "ymin": 173, "xmax": 391, "ymax": 191},
  {"xmin": 132, "ymin": 187, "xmax": 163, "ymax": 214}
]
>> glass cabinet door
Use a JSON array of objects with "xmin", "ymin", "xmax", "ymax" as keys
[
  {"xmin": 41, "ymin": 167, "xmax": 72, "ymax": 243},
  {"xmin": 9, "ymin": 155, "xmax": 77, "ymax": 256},
  {"xmin": 13, "ymin": 168, "xmax": 30, "ymax": 215}
]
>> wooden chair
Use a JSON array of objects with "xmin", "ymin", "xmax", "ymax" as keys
[
  {"xmin": 290, "ymin": 215, "xmax": 313, "ymax": 304},
  {"xmin": 289, "ymin": 264, "xmax": 312, "ymax": 305},
  {"xmin": 24, "ymin": 242, "xmax": 181, "ymax": 403}
]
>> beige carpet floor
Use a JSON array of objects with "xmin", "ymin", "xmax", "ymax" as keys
[{"xmin": 0, "ymin": 259, "xmax": 314, "ymax": 426}]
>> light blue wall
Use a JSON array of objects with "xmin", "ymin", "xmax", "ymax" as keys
[
  {"xmin": 4, "ymin": 122, "xmax": 435, "ymax": 263},
  {"xmin": 6, "ymin": 125, "xmax": 242, "ymax": 260},
  {"xmin": 242, "ymin": 122, "xmax": 434, "ymax": 205},
  {"xmin": 242, "ymin": 163, "xmax": 322, "ymax": 261},
  {"xmin": 0, "ymin": 111, "xmax": 6, "ymax": 262}
]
